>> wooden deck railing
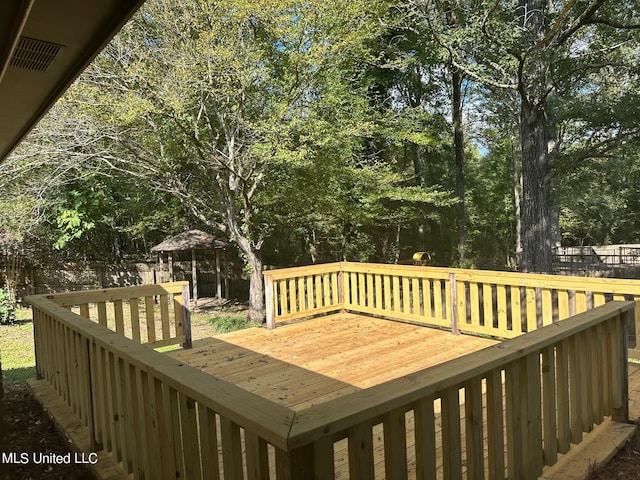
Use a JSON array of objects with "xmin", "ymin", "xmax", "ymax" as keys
[
  {"xmin": 286, "ymin": 301, "xmax": 632, "ymax": 480},
  {"xmin": 27, "ymin": 290, "xmax": 294, "ymax": 480},
  {"xmin": 29, "ymin": 281, "xmax": 633, "ymax": 479},
  {"xmin": 40, "ymin": 281, "xmax": 192, "ymax": 348},
  {"xmin": 264, "ymin": 262, "xmax": 640, "ymax": 354}
]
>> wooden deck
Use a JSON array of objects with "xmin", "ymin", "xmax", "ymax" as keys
[
  {"xmin": 26, "ymin": 272, "xmax": 640, "ymax": 480},
  {"xmin": 167, "ymin": 313, "xmax": 499, "ymax": 411},
  {"xmin": 29, "ymin": 313, "xmax": 640, "ymax": 480}
]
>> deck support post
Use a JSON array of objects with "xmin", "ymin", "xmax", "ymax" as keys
[
  {"xmin": 633, "ymin": 298, "xmax": 640, "ymax": 356},
  {"xmin": 613, "ymin": 310, "xmax": 630, "ymax": 423},
  {"xmin": 181, "ymin": 284, "xmax": 192, "ymax": 349},
  {"xmin": 338, "ymin": 270, "xmax": 345, "ymax": 307},
  {"xmin": 265, "ymin": 275, "xmax": 275, "ymax": 329},
  {"xmin": 275, "ymin": 444, "xmax": 315, "ymax": 480},
  {"xmin": 449, "ymin": 273, "xmax": 460, "ymax": 335}
]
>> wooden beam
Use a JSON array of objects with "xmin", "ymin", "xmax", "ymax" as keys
[
  {"xmin": 215, "ymin": 249, "xmax": 222, "ymax": 300},
  {"xmin": 191, "ymin": 249, "xmax": 198, "ymax": 306},
  {"xmin": 168, "ymin": 252, "xmax": 174, "ymax": 282}
]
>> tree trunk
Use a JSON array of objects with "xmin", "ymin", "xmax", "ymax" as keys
[
  {"xmin": 452, "ymin": 66, "xmax": 466, "ymax": 265},
  {"xmin": 224, "ymin": 194, "xmax": 265, "ymax": 323},
  {"xmin": 520, "ymin": 101, "xmax": 553, "ymax": 273},
  {"xmin": 245, "ymin": 248, "xmax": 264, "ymax": 324},
  {"xmin": 511, "ymin": 138, "xmax": 522, "ymax": 259}
]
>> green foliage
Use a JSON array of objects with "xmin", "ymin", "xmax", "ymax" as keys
[
  {"xmin": 0, "ymin": 288, "xmax": 17, "ymax": 325},
  {"xmin": 205, "ymin": 312, "xmax": 258, "ymax": 334},
  {"xmin": 53, "ymin": 190, "xmax": 100, "ymax": 249}
]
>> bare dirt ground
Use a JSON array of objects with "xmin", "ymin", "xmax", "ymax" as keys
[
  {"xmin": 2, "ymin": 382, "xmax": 92, "ymax": 480},
  {"xmin": 587, "ymin": 420, "xmax": 640, "ymax": 479}
]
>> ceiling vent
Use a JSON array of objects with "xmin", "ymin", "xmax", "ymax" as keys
[{"xmin": 9, "ymin": 37, "xmax": 63, "ymax": 72}]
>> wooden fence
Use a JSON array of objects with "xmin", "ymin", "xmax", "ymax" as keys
[
  {"xmin": 264, "ymin": 261, "xmax": 640, "ymax": 356},
  {"xmin": 28, "ymin": 280, "xmax": 633, "ymax": 479}
]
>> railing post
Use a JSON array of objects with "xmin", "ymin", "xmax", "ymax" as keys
[
  {"xmin": 265, "ymin": 274, "xmax": 275, "ymax": 329},
  {"xmin": 613, "ymin": 310, "xmax": 630, "ymax": 423},
  {"xmin": 181, "ymin": 284, "xmax": 192, "ymax": 349},
  {"xmin": 275, "ymin": 444, "xmax": 315, "ymax": 480},
  {"xmin": 634, "ymin": 298, "xmax": 640, "ymax": 356},
  {"xmin": 85, "ymin": 338, "xmax": 101, "ymax": 450},
  {"xmin": 449, "ymin": 273, "xmax": 459, "ymax": 335},
  {"xmin": 32, "ymin": 307, "xmax": 43, "ymax": 379},
  {"xmin": 338, "ymin": 270, "xmax": 345, "ymax": 307}
]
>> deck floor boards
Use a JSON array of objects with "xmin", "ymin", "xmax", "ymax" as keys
[
  {"xmin": 167, "ymin": 313, "xmax": 499, "ymax": 410},
  {"xmin": 30, "ymin": 313, "xmax": 640, "ymax": 479}
]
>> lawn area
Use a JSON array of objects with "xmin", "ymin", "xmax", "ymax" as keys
[
  {"xmin": 1, "ymin": 304, "xmax": 256, "ymax": 383},
  {"xmin": 1, "ymin": 308, "xmax": 36, "ymax": 382}
]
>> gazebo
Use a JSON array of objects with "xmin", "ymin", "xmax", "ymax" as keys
[{"xmin": 151, "ymin": 230, "xmax": 228, "ymax": 305}]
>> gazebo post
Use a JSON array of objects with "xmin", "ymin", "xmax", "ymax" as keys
[
  {"xmin": 224, "ymin": 249, "xmax": 230, "ymax": 299},
  {"xmin": 215, "ymin": 249, "xmax": 222, "ymax": 300},
  {"xmin": 158, "ymin": 252, "xmax": 163, "ymax": 283},
  {"xmin": 191, "ymin": 248, "xmax": 198, "ymax": 306},
  {"xmin": 168, "ymin": 251, "xmax": 174, "ymax": 282}
]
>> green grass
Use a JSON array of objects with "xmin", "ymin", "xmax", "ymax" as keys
[
  {"xmin": 1, "ymin": 308, "xmax": 36, "ymax": 382},
  {"xmin": 202, "ymin": 312, "xmax": 259, "ymax": 334}
]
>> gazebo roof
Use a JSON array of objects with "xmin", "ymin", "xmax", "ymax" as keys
[{"xmin": 150, "ymin": 230, "xmax": 227, "ymax": 252}]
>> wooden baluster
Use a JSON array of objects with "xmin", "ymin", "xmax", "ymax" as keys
[
  {"xmin": 383, "ymin": 275, "xmax": 391, "ymax": 311},
  {"xmin": 129, "ymin": 298, "xmax": 141, "ymax": 343},
  {"xmin": 414, "ymin": 396, "xmax": 437, "ymax": 480},
  {"xmin": 160, "ymin": 294, "xmax": 170, "ymax": 341},
  {"xmin": 348, "ymin": 423, "xmax": 374, "ymax": 479},
  {"xmin": 541, "ymin": 289, "xmax": 553, "ymax": 326},
  {"xmin": 289, "ymin": 278, "xmax": 297, "ymax": 314},
  {"xmin": 525, "ymin": 288, "xmax": 537, "ymax": 332},
  {"xmin": 97, "ymin": 301, "xmax": 108, "ymax": 327},
  {"xmin": 557, "ymin": 290, "xmax": 570, "ymax": 321},
  {"xmin": 510, "ymin": 286, "xmax": 523, "ymax": 335},
  {"xmin": 433, "ymin": 280, "xmax": 442, "ymax": 319},
  {"xmin": 306, "ymin": 276, "xmax": 314, "ymax": 311},
  {"xmin": 422, "ymin": 278, "xmax": 433, "ymax": 318},
  {"xmin": 114, "ymin": 299, "xmax": 125, "ymax": 335},
  {"xmin": 220, "ymin": 417, "xmax": 243, "ymax": 479},
  {"xmin": 542, "ymin": 346, "xmax": 558, "ymax": 466},
  {"xmin": 383, "ymin": 408, "xmax": 408, "ymax": 480},
  {"xmin": 486, "ymin": 369, "xmax": 505, "ymax": 480},
  {"xmin": 442, "ymin": 386, "xmax": 462, "ymax": 480},
  {"xmin": 245, "ymin": 431, "xmax": 269, "ymax": 480},
  {"xmin": 465, "ymin": 377, "xmax": 484, "ymax": 480},
  {"xmin": 197, "ymin": 407, "xmax": 220, "ymax": 480},
  {"xmin": 179, "ymin": 395, "xmax": 202, "ymax": 480},
  {"xmin": 145, "ymin": 296, "xmax": 156, "ymax": 344},
  {"xmin": 393, "ymin": 276, "xmax": 401, "ymax": 313},
  {"xmin": 497, "ymin": 285, "xmax": 508, "ymax": 335},
  {"xmin": 470, "ymin": 283, "xmax": 480, "ymax": 327},
  {"xmin": 555, "ymin": 339, "xmax": 571, "ymax": 454},
  {"xmin": 505, "ymin": 360, "xmax": 523, "ymax": 480}
]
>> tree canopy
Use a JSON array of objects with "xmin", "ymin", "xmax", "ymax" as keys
[{"xmin": 3, "ymin": 0, "xmax": 640, "ymax": 315}]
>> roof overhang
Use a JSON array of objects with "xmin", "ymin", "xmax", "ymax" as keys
[{"xmin": 0, "ymin": 0, "xmax": 146, "ymax": 162}]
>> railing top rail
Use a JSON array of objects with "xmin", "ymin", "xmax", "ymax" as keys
[
  {"xmin": 262, "ymin": 262, "xmax": 343, "ymax": 280},
  {"xmin": 27, "ymin": 281, "xmax": 190, "ymax": 306},
  {"xmin": 287, "ymin": 300, "xmax": 634, "ymax": 448},
  {"xmin": 266, "ymin": 261, "xmax": 640, "ymax": 295},
  {"xmin": 27, "ymin": 294, "xmax": 293, "ymax": 448}
]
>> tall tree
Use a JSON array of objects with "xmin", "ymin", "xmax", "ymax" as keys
[
  {"xmin": 65, "ymin": 0, "xmax": 393, "ymax": 321},
  {"xmin": 412, "ymin": 0, "xmax": 640, "ymax": 272}
]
